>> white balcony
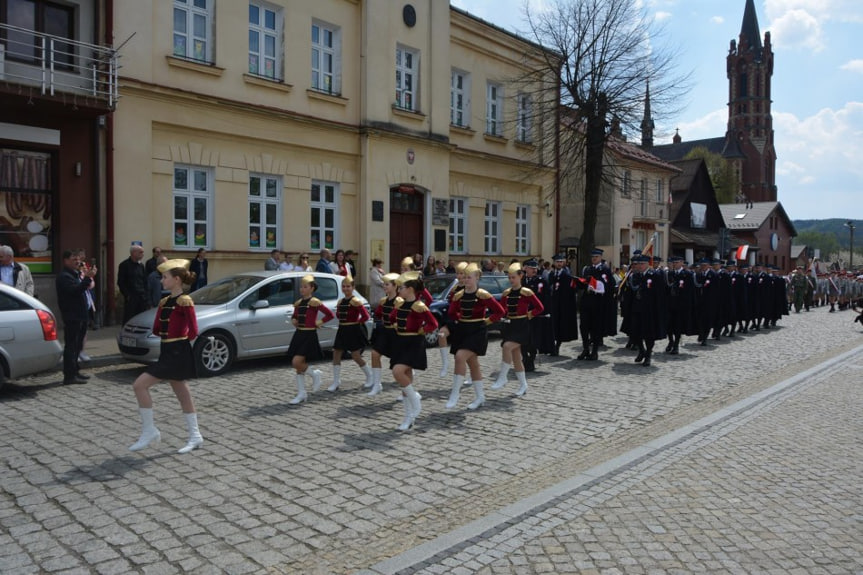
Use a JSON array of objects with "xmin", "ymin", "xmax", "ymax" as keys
[
  {"xmin": 0, "ymin": 22, "xmax": 118, "ymax": 109},
  {"xmin": 634, "ymin": 199, "xmax": 667, "ymax": 221}
]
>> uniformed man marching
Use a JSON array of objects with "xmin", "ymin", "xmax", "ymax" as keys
[{"xmin": 574, "ymin": 248, "xmax": 613, "ymax": 361}]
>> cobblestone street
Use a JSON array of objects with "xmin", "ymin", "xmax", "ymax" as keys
[{"xmin": 1, "ymin": 306, "xmax": 861, "ymax": 574}]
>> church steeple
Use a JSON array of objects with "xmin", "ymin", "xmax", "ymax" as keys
[
  {"xmin": 726, "ymin": 0, "xmax": 776, "ymax": 203},
  {"xmin": 640, "ymin": 80, "xmax": 655, "ymax": 148}
]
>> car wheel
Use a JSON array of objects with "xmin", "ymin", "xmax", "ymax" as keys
[
  {"xmin": 193, "ymin": 331, "xmax": 236, "ymax": 377},
  {"xmin": 0, "ymin": 359, "xmax": 6, "ymax": 392}
]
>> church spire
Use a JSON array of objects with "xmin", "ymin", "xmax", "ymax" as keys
[
  {"xmin": 640, "ymin": 79, "xmax": 655, "ymax": 148},
  {"xmin": 740, "ymin": 0, "xmax": 763, "ymax": 54}
]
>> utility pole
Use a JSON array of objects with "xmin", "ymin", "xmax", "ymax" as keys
[{"xmin": 846, "ymin": 221, "xmax": 856, "ymax": 270}]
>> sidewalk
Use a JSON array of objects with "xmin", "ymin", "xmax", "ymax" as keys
[{"xmin": 77, "ymin": 323, "xmax": 125, "ymax": 368}]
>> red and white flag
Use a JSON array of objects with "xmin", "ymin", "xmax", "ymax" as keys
[
  {"xmin": 588, "ymin": 276, "xmax": 605, "ymax": 294},
  {"xmin": 735, "ymin": 244, "xmax": 749, "ymax": 261}
]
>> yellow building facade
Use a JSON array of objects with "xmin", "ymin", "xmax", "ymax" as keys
[{"xmin": 112, "ymin": 0, "xmax": 557, "ymax": 289}]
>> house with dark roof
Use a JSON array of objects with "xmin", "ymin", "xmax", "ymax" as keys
[{"xmin": 718, "ymin": 202, "xmax": 797, "ymax": 270}]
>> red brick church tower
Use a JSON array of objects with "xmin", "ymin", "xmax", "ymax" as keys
[{"xmin": 726, "ymin": 0, "xmax": 776, "ymax": 203}]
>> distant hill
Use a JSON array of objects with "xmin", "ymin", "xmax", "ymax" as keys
[{"xmin": 793, "ymin": 219, "xmax": 860, "ymax": 250}]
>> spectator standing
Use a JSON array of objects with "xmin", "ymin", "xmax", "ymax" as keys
[
  {"xmin": 278, "ymin": 253, "xmax": 295, "ymax": 271},
  {"xmin": 56, "ymin": 249, "xmax": 97, "ymax": 385},
  {"xmin": 345, "ymin": 250, "xmax": 358, "ymax": 278},
  {"xmin": 316, "ymin": 249, "xmax": 333, "ymax": 273},
  {"xmin": 118, "ymin": 244, "xmax": 148, "ymax": 323},
  {"xmin": 189, "ymin": 248, "xmax": 208, "ymax": 291},
  {"xmin": 332, "ymin": 249, "xmax": 349, "ymax": 276},
  {"xmin": 422, "ymin": 255, "xmax": 436, "ymax": 277},
  {"xmin": 145, "ymin": 246, "xmax": 162, "ymax": 277},
  {"xmin": 147, "ymin": 255, "xmax": 168, "ymax": 308},
  {"xmin": 0, "ymin": 245, "xmax": 34, "ymax": 295},
  {"xmin": 297, "ymin": 253, "xmax": 313, "ymax": 272},
  {"xmin": 265, "ymin": 249, "xmax": 281, "ymax": 271},
  {"xmin": 368, "ymin": 258, "xmax": 385, "ymax": 303}
]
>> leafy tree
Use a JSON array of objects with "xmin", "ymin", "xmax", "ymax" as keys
[
  {"xmin": 683, "ymin": 146, "xmax": 735, "ymax": 204},
  {"xmin": 523, "ymin": 0, "xmax": 690, "ymax": 268},
  {"xmin": 795, "ymin": 231, "xmax": 840, "ymax": 260}
]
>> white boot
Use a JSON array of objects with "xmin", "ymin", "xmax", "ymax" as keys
[
  {"xmin": 490, "ymin": 362, "xmax": 512, "ymax": 390},
  {"xmin": 467, "ymin": 381, "xmax": 485, "ymax": 410},
  {"xmin": 367, "ymin": 367, "xmax": 382, "ymax": 396},
  {"xmin": 327, "ymin": 365, "xmax": 341, "ymax": 392},
  {"xmin": 463, "ymin": 376, "xmax": 473, "ymax": 387},
  {"xmin": 311, "ymin": 369, "xmax": 323, "ymax": 392},
  {"xmin": 438, "ymin": 346, "xmax": 450, "ymax": 377},
  {"xmin": 129, "ymin": 408, "xmax": 161, "ymax": 451},
  {"xmin": 178, "ymin": 412, "xmax": 204, "ymax": 454},
  {"xmin": 446, "ymin": 374, "xmax": 464, "ymax": 409},
  {"xmin": 362, "ymin": 364, "xmax": 374, "ymax": 388},
  {"xmin": 289, "ymin": 373, "xmax": 307, "ymax": 404},
  {"xmin": 398, "ymin": 384, "xmax": 421, "ymax": 431},
  {"xmin": 515, "ymin": 370, "xmax": 528, "ymax": 397}
]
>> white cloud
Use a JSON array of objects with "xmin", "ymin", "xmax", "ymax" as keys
[
  {"xmin": 766, "ymin": 8, "xmax": 824, "ymax": 51},
  {"xmin": 656, "ymin": 108, "xmax": 726, "ymax": 144},
  {"xmin": 710, "ymin": 16, "xmax": 724, "ymax": 25},
  {"xmin": 654, "ymin": 11, "xmax": 672, "ymax": 22},
  {"xmin": 840, "ymin": 60, "xmax": 863, "ymax": 74}
]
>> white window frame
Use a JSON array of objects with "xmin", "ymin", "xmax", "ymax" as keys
[
  {"xmin": 448, "ymin": 197, "xmax": 467, "ymax": 254},
  {"xmin": 516, "ymin": 93, "xmax": 532, "ymax": 142},
  {"xmin": 622, "ymin": 170, "xmax": 631, "ymax": 197},
  {"xmin": 486, "ymin": 82, "xmax": 503, "ymax": 136},
  {"xmin": 173, "ymin": 165, "xmax": 213, "ymax": 250},
  {"xmin": 484, "ymin": 201, "xmax": 501, "ymax": 255},
  {"xmin": 515, "ymin": 205, "xmax": 530, "ymax": 255},
  {"xmin": 248, "ymin": 174, "xmax": 282, "ymax": 251},
  {"xmin": 656, "ymin": 179, "xmax": 664, "ymax": 204},
  {"xmin": 248, "ymin": 2, "xmax": 282, "ymax": 80},
  {"xmin": 311, "ymin": 20, "xmax": 341, "ymax": 95},
  {"xmin": 395, "ymin": 45, "xmax": 419, "ymax": 111},
  {"xmin": 173, "ymin": 0, "xmax": 213, "ymax": 63},
  {"xmin": 451, "ymin": 69, "xmax": 470, "ymax": 128},
  {"xmin": 310, "ymin": 181, "xmax": 339, "ymax": 252},
  {"xmin": 640, "ymin": 178, "xmax": 648, "ymax": 216}
]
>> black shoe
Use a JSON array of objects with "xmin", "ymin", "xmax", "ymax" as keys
[
  {"xmin": 642, "ymin": 356, "xmax": 651, "ymax": 367},
  {"xmin": 669, "ymin": 345, "xmax": 679, "ymax": 355},
  {"xmin": 700, "ymin": 340, "xmax": 707, "ymax": 346},
  {"xmin": 75, "ymin": 372, "xmax": 91, "ymax": 380},
  {"xmin": 634, "ymin": 351, "xmax": 645, "ymax": 363},
  {"xmin": 576, "ymin": 349, "xmax": 589, "ymax": 360},
  {"xmin": 588, "ymin": 346, "xmax": 598, "ymax": 361},
  {"xmin": 63, "ymin": 376, "xmax": 88, "ymax": 385},
  {"xmin": 665, "ymin": 342, "xmax": 673, "ymax": 352}
]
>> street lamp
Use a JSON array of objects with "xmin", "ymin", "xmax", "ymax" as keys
[{"xmin": 845, "ymin": 220, "xmax": 856, "ymax": 270}]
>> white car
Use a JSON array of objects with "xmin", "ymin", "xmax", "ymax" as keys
[
  {"xmin": 0, "ymin": 283, "xmax": 63, "ymax": 389},
  {"xmin": 117, "ymin": 271, "xmax": 373, "ymax": 377}
]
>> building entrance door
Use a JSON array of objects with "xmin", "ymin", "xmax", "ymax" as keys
[{"xmin": 389, "ymin": 185, "xmax": 424, "ymax": 271}]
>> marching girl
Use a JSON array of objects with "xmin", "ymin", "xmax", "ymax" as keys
[
  {"xmin": 389, "ymin": 272, "xmax": 438, "ymax": 431},
  {"xmin": 400, "ymin": 256, "xmax": 433, "ymax": 305},
  {"xmin": 129, "ymin": 259, "xmax": 203, "ymax": 454},
  {"xmin": 446, "ymin": 263, "xmax": 505, "ymax": 410},
  {"xmin": 287, "ymin": 275, "xmax": 335, "ymax": 404},
  {"xmin": 327, "ymin": 276, "xmax": 372, "ymax": 392},
  {"xmin": 491, "ymin": 262, "xmax": 544, "ymax": 397},
  {"xmin": 437, "ymin": 261, "xmax": 468, "ymax": 377},
  {"xmin": 367, "ymin": 273, "xmax": 402, "ymax": 396}
]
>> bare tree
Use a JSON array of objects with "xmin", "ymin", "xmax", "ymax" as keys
[{"xmin": 523, "ymin": 0, "xmax": 690, "ymax": 268}]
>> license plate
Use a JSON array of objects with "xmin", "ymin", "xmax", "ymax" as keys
[{"xmin": 120, "ymin": 336, "xmax": 137, "ymax": 347}]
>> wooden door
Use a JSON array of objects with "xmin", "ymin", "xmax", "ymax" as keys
[{"xmin": 389, "ymin": 186, "xmax": 424, "ymax": 272}]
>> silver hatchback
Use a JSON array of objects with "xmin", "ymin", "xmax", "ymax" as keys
[
  {"xmin": 117, "ymin": 271, "xmax": 373, "ymax": 377},
  {"xmin": 0, "ymin": 283, "xmax": 63, "ymax": 389}
]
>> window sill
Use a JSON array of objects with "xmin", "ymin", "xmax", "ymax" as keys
[
  {"xmin": 307, "ymin": 89, "xmax": 349, "ymax": 106},
  {"xmin": 392, "ymin": 105, "xmax": 425, "ymax": 121},
  {"xmin": 450, "ymin": 124, "xmax": 475, "ymax": 136},
  {"xmin": 483, "ymin": 133, "xmax": 508, "ymax": 144},
  {"xmin": 166, "ymin": 55, "xmax": 224, "ymax": 77},
  {"xmin": 244, "ymin": 74, "xmax": 292, "ymax": 93},
  {"xmin": 514, "ymin": 139, "xmax": 535, "ymax": 149}
]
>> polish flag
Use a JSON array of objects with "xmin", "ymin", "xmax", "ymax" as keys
[
  {"xmin": 735, "ymin": 244, "xmax": 749, "ymax": 261},
  {"xmin": 589, "ymin": 276, "xmax": 605, "ymax": 294}
]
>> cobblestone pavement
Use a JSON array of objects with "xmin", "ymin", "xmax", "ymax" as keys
[{"xmin": 1, "ymin": 306, "xmax": 861, "ymax": 574}]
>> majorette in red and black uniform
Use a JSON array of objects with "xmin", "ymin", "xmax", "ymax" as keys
[
  {"xmin": 388, "ymin": 298, "xmax": 437, "ymax": 370},
  {"xmin": 501, "ymin": 285, "xmax": 544, "ymax": 347},
  {"xmin": 286, "ymin": 294, "xmax": 335, "ymax": 362},
  {"xmin": 333, "ymin": 294, "xmax": 370, "ymax": 351},
  {"xmin": 147, "ymin": 293, "xmax": 198, "ymax": 381},
  {"xmin": 372, "ymin": 292, "xmax": 402, "ymax": 357},
  {"xmin": 448, "ymin": 285, "xmax": 505, "ymax": 356}
]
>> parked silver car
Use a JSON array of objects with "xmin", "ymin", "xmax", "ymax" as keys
[
  {"xmin": 0, "ymin": 283, "xmax": 63, "ymax": 389},
  {"xmin": 117, "ymin": 271, "xmax": 373, "ymax": 377}
]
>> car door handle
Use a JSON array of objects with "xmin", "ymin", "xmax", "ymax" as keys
[{"xmin": 235, "ymin": 320, "xmax": 260, "ymax": 326}]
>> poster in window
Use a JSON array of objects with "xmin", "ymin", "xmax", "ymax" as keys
[
  {"xmin": 690, "ymin": 202, "xmax": 707, "ymax": 229},
  {"xmin": 0, "ymin": 150, "xmax": 54, "ymax": 273}
]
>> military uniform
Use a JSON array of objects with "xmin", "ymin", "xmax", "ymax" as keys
[
  {"xmin": 574, "ymin": 248, "xmax": 613, "ymax": 360},
  {"xmin": 521, "ymin": 259, "xmax": 552, "ymax": 370},
  {"xmin": 547, "ymin": 254, "xmax": 578, "ymax": 355},
  {"xmin": 665, "ymin": 256, "xmax": 696, "ymax": 354},
  {"xmin": 624, "ymin": 255, "xmax": 666, "ymax": 366}
]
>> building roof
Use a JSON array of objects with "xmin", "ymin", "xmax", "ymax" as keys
[
  {"xmin": 718, "ymin": 201, "xmax": 798, "ymax": 235},
  {"xmin": 740, "ymin": 0, "xmax": 763, "ymax": 54},
  {"xmin": 606, "ymin": 135, "xmax": 681, "ymax": 173},
  {"xmin": 670, "ymin": 228, "xmax": 745, "ymax": 250},
  {"xmin": 790, "ymin": 245, "xmax": 807, "ymax": 259},
  {"xmin": 648, "ymin": 136, "xmax": 746, "ymax": 162}
]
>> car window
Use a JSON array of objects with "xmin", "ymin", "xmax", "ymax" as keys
[
  {"xmin": 478, "ymin": 276, "xmax": 505, "ymax": 295},
  {"xmin": 316, "ymin": 277, "xmax": 339, "ymax": 301},
  {"xmin": 192, "ymin": 276, "xmax": 261, "ymax": 305},
  {"xmin": 0, "ymin": 291, "xmax": 29, "ymax": 311},
  {"xmin": 239, "ymin": 278, "xmax": 295, "ymax": 309},
  {"xmin": 424, "ymin": 277, "xmax": 454, "ymax": 300}
]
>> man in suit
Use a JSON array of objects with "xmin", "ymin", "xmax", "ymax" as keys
[
  {"xmin": 118, "ymin": 244, "xmax": 148, "ymax": 324},
  {"xmin": 56, "ymin": 250, "xmax": 97, "ymax": 384},
  {"xmin": 265, "ymin": 249, "xmax": 281, "ymax": 271}
]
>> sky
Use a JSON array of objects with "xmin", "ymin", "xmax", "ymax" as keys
[{"xmin": 451, "ymin": 0, "xmax": 863, "ymax": 221}]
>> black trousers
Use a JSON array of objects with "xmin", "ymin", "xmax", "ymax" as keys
[{"xmin": 62, "ymin": 319, "xmax": 88, "ymax": 379}]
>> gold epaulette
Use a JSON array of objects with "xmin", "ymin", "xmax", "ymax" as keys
[
  {"xmin": 308, "ymin": 297, "xmax": 322, "ymax": 307},
  {"xmin": 519, "ymin": 287, "xmax": 535, "ymax": 297},
  {"xmin": 502, "ymin": 287, "xmax": 512, "ymax": 298},
  {"xmin": 453, "ymin": 290, "xmax": 464, "ymax": 301},
  {"xmin": 411, "ymin": 301, "xmax": 429, "ymax": 313},
  {"xmin": 158, "ymin": 295, "xmax": 170, "ymax": 307},
  {"xmin": 476, "ymin": 289, "xmax": 492, "ymax": 300},
  {"xmin": 176, "ymin": 294, "xmax": 195, "ymax": 306},
  {"xmin": 378, "ymin": 296, "xmax": 389, "ymax": 307},
  {"xmin": 350, "ymin": 296, "xmax": 363, "ymax": 307}
]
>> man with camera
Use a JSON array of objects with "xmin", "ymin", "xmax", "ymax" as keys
[{"xmin": 56, "ymin": 250, "xmax": 97, "ymax": 385}]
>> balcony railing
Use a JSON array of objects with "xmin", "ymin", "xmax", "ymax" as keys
[
  {"xmin": 0, "ymin": 22, "xmax": 118, "ymax": 109},
  {"xmin": 635, "ymin": 199, "xmax": 667, "ymax": 221}
]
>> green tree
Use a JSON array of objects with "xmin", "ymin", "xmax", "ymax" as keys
[
  {"xmin": 683, "ymin": 146, "xmax": 735, "ymax": 204},
  {"xmin": 796, "ymin": 231, "xmax": 840, "ymax": 260}
]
